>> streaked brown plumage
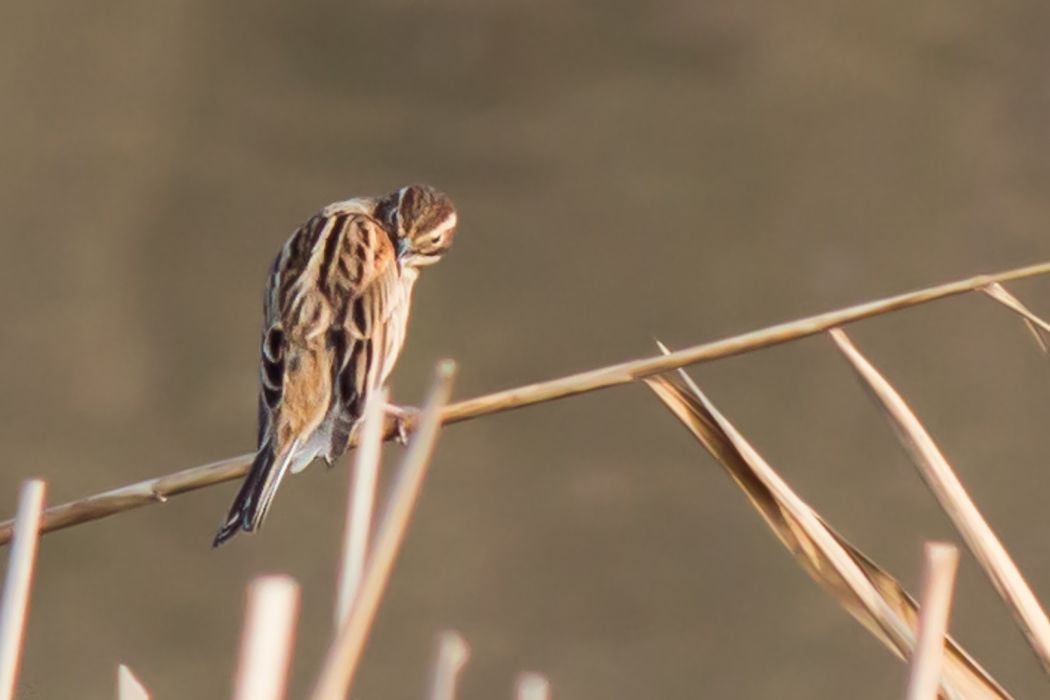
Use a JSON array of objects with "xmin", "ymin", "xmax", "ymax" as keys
[{"xmin": 213, "ymin": 184, "xmax": 458, "ymax": 546}]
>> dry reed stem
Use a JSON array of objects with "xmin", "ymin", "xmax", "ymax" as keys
[
  {"xmin": 907, "ymin": 542, "xmax": 961, "ymax": 700},
  {"xmin": 982, "ymin": 283, "xmax": 1050, "ymax": 352},
  {"xmin": 310, "ymin": 361, "xmax": 456, "ymax": 700},
  {"xmin": 1, "ymin": 261, "xmax": 1047, "ymax": 546},
  {"xmin": 645, "ymin": 364, "xmax": 1008, "ymax": 699},
  {"xmin": 0, "ymin": 480, "xmax": 45, "ymax": 700},
  {"xmin": 335, "ymin": 388, "xmax": 387, "ymax": 630},
  {"xmin": 117, "ymin": 664, "xmax": 150, "ymax": 700},
  {"xmin": 515, "ymin": 673, "xmax": 550, "ymax": 700},
  {"xmin": 830, "ymin": 328, "xmax": 1050, "ymax": 675},
  {"xmin": 427, "ymin": 630, "xmax": 470, "ymax": 700},
  {"xmin": 232, "ymin": 575, "xmax": 301, "ymax": 700}
]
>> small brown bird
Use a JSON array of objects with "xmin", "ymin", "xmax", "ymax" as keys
[{"xmin": 213, "ymin": 184, "xmax": 458, "ymax": 546}]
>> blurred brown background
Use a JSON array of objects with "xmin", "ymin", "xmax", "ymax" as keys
[{"xmin": 2, "ymin": 1, "xmax": 1049, "ymax": 698}]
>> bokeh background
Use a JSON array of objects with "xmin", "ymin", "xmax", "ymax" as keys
[{"xmin": 2, "ymin": 1, "xmax": 1050, "ymax": 697}]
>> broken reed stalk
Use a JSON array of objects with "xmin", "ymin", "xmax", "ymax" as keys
[
  {"xmin": 310, "ymin": 362, "xmax": 455, "ymax": 700},
  {"xmin": 907, "ymin": 542, "xmax": 961, "ymax": 700},
  {"xmin": 515, "ymin": 673, "xmax": 551, "ymax": 700},
  {"xmin": 0, "ymin": 481, "xmax": 45, "ymax": 700},
  {"xmin": 830, "ymin": 329, "xmax": 1050, "ymax": 673},
  {"xmin": 982, "ymin": 283, "xmax": 1050, "ymax": 352},
  {"xmin": 232, "ymin": 575, "xmax": 301, "ymax": 700},
  {"xmin": 427, "ymin": 630, "xmax": 470, "ymax": 700},
  {"xmin": 644, "ymin": 370, "xmax": 919, "ymax": 670},
  {"xmin": 1, "ymin": 261, "xmax": 1048, "ymax": 546},
  {"xmin": 335, "ymin": 388, "xmax": 387, "ymax": 630},
  {"xmin": 645, "ymin": 361, "xmax": 1007, "ymax": 699},
  {"xmin": 117, "ymin": 664, "xmax": 150, "ymax": 700}
]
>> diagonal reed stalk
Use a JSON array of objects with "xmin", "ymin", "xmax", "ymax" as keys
[
  {"xmin": 0, "ymin": 261, "xmax": 1047, "ymax": 547},
  {"xmin": 0, "ymin": 481, "xmax": 45, "ymax": 700},
  {"xmin": 906, "ymin": 542, "xmax": 961, "ymax": 700},
  {"xmin": 427, "ymin": 630, "xmax": 470, "ymax": 700},
  {"xmin": 644, "ymin": 362, "xmax": 1009, "ymax": 699},
  {"xmin": 334, "ymin": 388, "xmax": 387, "ymax": 630},
  {"xmin": 117, "ymin": 664, "xmax": 151, "ymax": 700},
  {"xmin": 830, "ymin": 328, "xmax": 1050, "ymax": 674},
  {"xmin": 232, "ymin": 575, "xmax": 301, "ymax": 700},
  {"xmin": 310, "ymin": 361, "xmax": 456, "ymax": 700}
]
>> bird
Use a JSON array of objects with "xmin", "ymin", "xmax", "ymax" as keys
[{"xmin": 213, "ymin": 184, "xmax": 458, "ymax": 547}]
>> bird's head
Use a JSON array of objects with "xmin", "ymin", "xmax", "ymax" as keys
[{"xmin": 375, "ymin": 184, "xmax": 458, "ymax": 268}]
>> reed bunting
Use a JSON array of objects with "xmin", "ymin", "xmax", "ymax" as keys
[{"xmin": 213, "ymin": 184, "xmax": 458, "ymax": 546}]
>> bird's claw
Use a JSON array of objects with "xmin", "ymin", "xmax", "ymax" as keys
[
  {"xmin": 386, "ymin": 404, "xmax": 420, "ymax": 445},
  {"xmin": 394, "ymin": 418, "xmax": 410, "ymax": 446}
]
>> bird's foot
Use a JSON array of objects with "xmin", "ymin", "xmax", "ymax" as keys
[{"xmin": 385, "ymin": 404, "xmax": 420, "ymax": 445}]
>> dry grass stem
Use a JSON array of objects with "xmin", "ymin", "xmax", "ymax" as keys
[
  {"xmin": 0, "ymin": 480, "xmax": 45, "ymax": 700},
  {"xmin": 117, "ymin": 664, "xmax": 150, "ymax": 700},
  {"xmin": 982, "ymin": 282, "xmax": 1050, "ymax": 353},
  {"xmin": 515, "ymin": 673, "xmax": 550, "ymax": 700},
  {"xmin": 335, "ymin": 387, "xmax": 388, "ymax": 630},
  {"xmin": 427, "ymin": 630, "xmax": 470, "ymax": 700},
  {"xmin": 310, "ymin": 361, "xmax": 456, "ymax": 700},
  {"xmin": 830, "ymin": 328, "xmax": 1050, "ymax": 675},
  {"xmin": 2, "ymin": 261, "xmax": 1048, "ymax": 546},
  {"xmin": 232, "ymin": 575, "xmax": 301, "ymax": 700},
  {"xmin": 907, "ymin": 542, "xmax": 961, "ymax": 700},
  {"xmin": 645, "ymin": 359, "xmax": 1008, "ymax": 699}
]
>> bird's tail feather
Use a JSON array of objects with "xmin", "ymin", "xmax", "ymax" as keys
[{"xmin": 212, "ymin": 438, "xmax": 299, "ymax": 547}]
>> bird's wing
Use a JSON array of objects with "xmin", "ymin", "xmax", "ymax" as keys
[
  {"xmin": 254, "ymin": 238, "xmax": 294, "ymax": 451},
  {"xmin": 253, "ymin": 209, "xmax": 339, "ymax": 455},
  {"xmin": 320, "ymin": 214, "xmax": 406, "ymax": 464}
]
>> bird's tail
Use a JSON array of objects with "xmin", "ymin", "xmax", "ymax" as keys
[{"xmin": 212, "ymin": 438, "xmax": 299, "ymax": 547}]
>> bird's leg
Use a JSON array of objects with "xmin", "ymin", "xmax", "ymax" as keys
[{"xmin": 385, "ymin": 403, "xmax": 420, "ymax": 445}]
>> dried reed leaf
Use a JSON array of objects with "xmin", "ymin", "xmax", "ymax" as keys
[
  {"xmin": 335, "ymin": 387, "xmax": 388, "ymax": 630},
  {"xmin": 907, "ymin": 543, "xmax": 961, "ymax": 700},
  {"xmin": 982, "ymin": 283, "xmax": 1050, "ymax": 353},
  {"xmin": 427, "ymin": 630, "xmax": 470, "ymax": 700},
  {"xmin": 4, "ymin": 261, "xmax": 1050, "ymax": 546},
  {"xmin": 830, "ymin": 328, "xmax": 1050, "ymax": 676},
  {"xmin": 0, "ymin": 480, "xmax": 45, "ymax": 700},
  {"xmin": 644, "ymin": 367, "xmax": 1009, "ymax": 700},
  {"xmin": 311, "ymin": 361, "xmax": 456, "ymax": 700},
  {"xmin": 233, "ymin": 575, "xmax": 301, "ymax": 700},
  {"xmin": 117, "ymin": 664, "xmax": 150, "ymax": 700}
]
